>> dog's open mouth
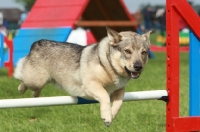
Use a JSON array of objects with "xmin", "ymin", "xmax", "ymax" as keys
[{"xmin": 125, "ymin": 66, "xmax": 140, "ymax": 79}]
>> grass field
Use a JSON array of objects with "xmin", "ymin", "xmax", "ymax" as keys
[
  {"xmin": 150, "ymin": 32, "xmax": 159, "ymax": 45},
  {"xmin": 0, "ymin": 52, "xmax": 189, "ymax": 132}
]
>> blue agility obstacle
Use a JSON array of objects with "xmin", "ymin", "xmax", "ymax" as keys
[
  {"xmin": 7, "ymin": 28, "xmax": 72, "ymax": 66},
  {"xmin": 0, "ymin": 33, "xmax": 3, "ymax": 67},
  {"xmin": 189, "ymin": 31, "xmax": 200, "ymax": 116}
]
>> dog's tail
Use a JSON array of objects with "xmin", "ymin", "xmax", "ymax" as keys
[{"xmin": 14, "ymin": 57, "xmax": 26, "ymax": 80}]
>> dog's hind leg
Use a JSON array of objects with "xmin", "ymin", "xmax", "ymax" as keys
[
  {"xmin": 21, "ymin": 68, "xmax": 50, "ymax": 97},
  {"xmin": 24, "ymin": 76, "xmax": 48, "ymax": 97},
  {"xmin": 18, "ymin": 82, "xmax": 28, "ymax": 94},
  {"xmin": 32, "ymin": 89, "xmax": 42, "ymax": 97},
  {"xmin": 23, "ymin": 80, "xmax": 47, "ymax": 97}
]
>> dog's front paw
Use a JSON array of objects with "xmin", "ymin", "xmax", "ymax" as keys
[{"xmin": 101, "ymin": 110, "xmax": 112, "ymax": 127}]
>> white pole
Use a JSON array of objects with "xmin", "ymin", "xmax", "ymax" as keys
[
  {"xmin": 0, "ymin": 96, "xmax": 78, "ymax": 109},
  {"xmin": 124, "ymin": 90, "xmax": 168, "ymax": 101},
  {"xmin": 0, "ymin": 90, "xmax": 167, "ymax": 109}
]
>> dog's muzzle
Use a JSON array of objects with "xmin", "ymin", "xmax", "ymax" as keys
[{"xmin": 125, "ymin": 66, "xmax": 141, "ymax": 79}]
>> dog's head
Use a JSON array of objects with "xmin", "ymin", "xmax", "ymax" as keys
[{"xmin": 106, "ymin": 27, "xmax": 152, "ymax": 79}]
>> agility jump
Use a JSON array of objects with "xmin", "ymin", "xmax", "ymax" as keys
[{"xmin": 166, "ymin": 0, "xmax": 200, "ymax": 131}]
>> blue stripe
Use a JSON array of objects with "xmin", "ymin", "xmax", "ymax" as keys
[
  {"xmin": 13, "ymin": 28, "xmax": 72, "ymax": 66},
  {"xmin": 0, "ymin": 33, "xmax": 4, "ymax": 67},
  {"xmin": 189, "ymin": 31, "xmax": 200, "ymax": 116},
  {"xmin": 77, "ymin": 97, "xmax": 98, "ymax": 104}
]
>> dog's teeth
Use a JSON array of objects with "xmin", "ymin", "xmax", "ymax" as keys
[{"xmin": 131, "ymin": 72, "xmax": 135, "ymax": 78}]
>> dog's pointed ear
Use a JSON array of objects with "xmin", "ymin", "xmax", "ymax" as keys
[
  {"xmin": 142, "ymin": 30, "xmax": 154, "ymax": 47},
  {"xmin": 142, "ymin": 30, "xmax": 154, "ymax": 40},
  {"xmin": 106, "ymin": 27, "xmax": 121, "ymax": 46}
]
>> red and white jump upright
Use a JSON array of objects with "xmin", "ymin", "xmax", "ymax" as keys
[{"xmin": 166, "ymin": 0, "xmax": 200, "ymax": 131}]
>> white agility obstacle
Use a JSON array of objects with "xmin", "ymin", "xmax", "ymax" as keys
[{"xmin": 0, "ymin": 90, "xmax": 167, "ymax": 109}]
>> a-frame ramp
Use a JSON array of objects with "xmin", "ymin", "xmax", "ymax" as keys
[{"xmin": 11, "ymin": 0, "xmax": 136, "ymax": 66}]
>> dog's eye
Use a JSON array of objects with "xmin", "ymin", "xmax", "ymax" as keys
[
  {"xmin": 141, "ymin": 51, "xmax": 147, "ymax": 55},
  {"xmin": 125, "ymin": 49, "xmax": 132, "ymax": 54}
]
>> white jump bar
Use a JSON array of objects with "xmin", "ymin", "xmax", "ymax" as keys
[{"xmin": 0, "ymin": 90, "xmax": 168, "ymax": 109}]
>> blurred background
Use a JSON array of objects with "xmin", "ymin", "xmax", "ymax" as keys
[{"xmin": 0, "ymin": 0, "xmax": 200, "ymax": 45}]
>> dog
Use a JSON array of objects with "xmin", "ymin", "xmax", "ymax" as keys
[{"xmin": 14, "ymin": 27, "xmax": 152, "ymax": 126}]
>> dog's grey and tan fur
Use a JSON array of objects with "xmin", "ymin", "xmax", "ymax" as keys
[{"xmin": 14, "ymin": 27, "xmax": 152, "ymax": 126}]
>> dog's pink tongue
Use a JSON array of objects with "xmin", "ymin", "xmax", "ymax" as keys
[{"xmin": 131, "ymin": 72, "xmax": 139, "ymax": 78}]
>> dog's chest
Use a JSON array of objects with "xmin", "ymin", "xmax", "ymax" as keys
[{"xmin": 105, "ymin": 77, "xmax": 129, "ymax": 94}]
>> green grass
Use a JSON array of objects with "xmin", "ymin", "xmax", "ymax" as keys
[
  {"xmin": 0, "ymin": 52, "xmax": 189, "ymax": 132},
  {"xmin": 150, "ymin": 32, "xmax": 159, "ymax": 45}
]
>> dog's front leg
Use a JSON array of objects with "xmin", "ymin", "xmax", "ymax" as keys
[
  {"xmin": 83, "ymin": 81, "xmax": 112, "ymax": 126},
  {"xmin": 111, "ymin": 88, "xmax": 125, "ymax": 119}
]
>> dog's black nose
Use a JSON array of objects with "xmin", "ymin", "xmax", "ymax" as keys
[{"xmin": 134, "ymin": 62, "xmax": 143, "ymax": 71}]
